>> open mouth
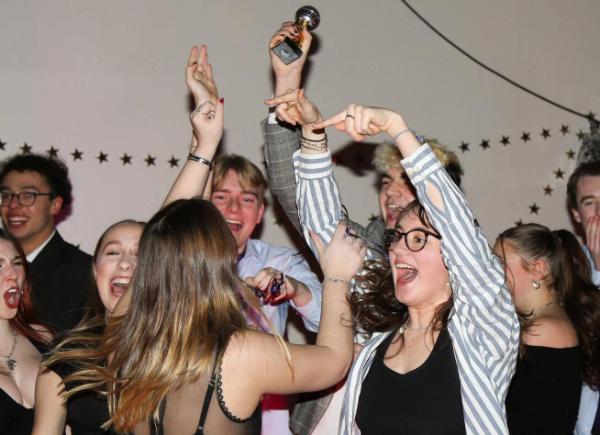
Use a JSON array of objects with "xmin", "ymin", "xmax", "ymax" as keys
[
  {"xmin": 3, "ymin": 287, "xmax": 21, "ymax": 309},
  {"xmin": 394, "ymin": 263, "xmax": 418, "ymax": 285},
  {"xmin": 386, "ymin": 204, "xmax": 402, "ymax": 225},
  {"xmin": 6, "ymin": 215, "xmax": 28, "ymax": 228},
  {"xmin": 225, "ymin": 219, "xmax": 243, "ymax": 232},
  {"xmin": 110, "ymin": 277, "xmax": 130, "ymax": 297}
]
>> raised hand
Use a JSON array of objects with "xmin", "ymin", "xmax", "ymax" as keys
[
  {"xmin": 311, "ymin": 104, "xmax": 405, "ymax": 142},
  {"xmin": 264, "ymin": 88, "xmax": 322, "ymax": 126},
  {"xmin": 269, "ymin": 22, "xmax": 312, "ymax": 94},
  {"xmin": 186, "ymin": 45, "xmax": 219, "ymax": 107},
  {"xmin": 189, "ymin": 99, "xmax": 224, "ymax": 149},
  {"xmin": 311, "ymin": 223, "xmax": 366, "ymax": 283}
]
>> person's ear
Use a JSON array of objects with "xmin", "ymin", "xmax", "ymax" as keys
[
  {"xmin": 529, "ymin": 258, "xmax": 548, "ymax": 281},
  {"xmin": 49, "ymin": 195, "xmax": 63, "ymax": 216},
  {"xmin": 256, "ymin": 201, "xmax": 265, "ymax": 224},
  {"xmin": 571, "ymin": 207, "xmax": 582, "ymax": 224}
]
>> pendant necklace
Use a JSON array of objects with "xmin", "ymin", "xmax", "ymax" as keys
[{"xmin": 1, "ymin": 330, "xmax": 17, "ymax": 371}]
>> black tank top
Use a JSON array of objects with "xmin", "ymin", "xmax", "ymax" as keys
[
  {"xmin": 506, "ymin": 345, "xmax": 581, "ymax": 434},
  {"xmin": 356, "ymin": 327, "xmax": 466, "ymax": 434}
]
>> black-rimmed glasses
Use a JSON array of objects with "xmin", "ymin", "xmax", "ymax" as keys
[
  {"xmin": 384, "ymin": 228, "xmax": 441, "ymax": 252},
  {"xmin": 0, "ymin": 191, "xmax": 55, "ymax": 207}
]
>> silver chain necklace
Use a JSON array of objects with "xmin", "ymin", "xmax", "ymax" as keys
[{"xmin": 1, "ymin": 330, "xmax": 17, "ymax": 371}]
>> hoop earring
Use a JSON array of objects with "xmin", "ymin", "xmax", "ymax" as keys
[{"xmin": 532, "ymin": 280, "xmax": 541, "ymax": 289}]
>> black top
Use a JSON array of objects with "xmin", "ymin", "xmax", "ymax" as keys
[
  {"xmin": 356, "ymin": 327, "xmax": 466, "ymax": 434},
  {"xmin": 50, "ymin": 359, "xmax": 116, "ymax": 435},
  {"xmin": 29, "ymin": 231, "xmax": 92, "ymax": 333},
  {"xmin": 506, "ymin": 344, "xmax": 581, "ymax": 435},
  {"xmin": 0, "ymin": 389, "xmax": 34, "ymax": 435}
]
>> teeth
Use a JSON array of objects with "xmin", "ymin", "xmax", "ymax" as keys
[
  {"xmin": 111, "ymin": 278, "xmax": 130, "ymax": 288},
  {"xmin": 8, "ymin": 217, "xmax": 26, "ymax": 224},
  {"xmin": 225, "ymin": 219, "xmax": 241, "ymax": 225},
  {"xmin": 395, "ymin": 263, "xmax": 415, "ymax": 270},
  {"xmin": 388, "ymin": 204, "xmax": 401, "ymax": 210},
  {"xmin": 6, "ymin": 288, "xmax": 19, "ymax": 294}
]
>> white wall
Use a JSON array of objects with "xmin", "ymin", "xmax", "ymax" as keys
[{"xmin": 1, "ymin": 0, "xmax": 598, "ymax": 254}]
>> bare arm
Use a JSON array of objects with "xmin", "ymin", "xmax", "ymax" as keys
[
  {"xmin": 32, "ymin": 368, "xmax": 67, "ymax": 435},
  {"xmin": 222, "ymin": 224, "xmax": 365, "ymax": 417},
  {"xmin": 163, "ymin": 45, "xmax": 223, "ymax": 207}
]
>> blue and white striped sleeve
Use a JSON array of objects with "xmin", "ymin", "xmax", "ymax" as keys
[
  {"xmin": 401, "ymin": 144, "xmax": 520, "ymax": 393},
  {"xmin": 294, "ymin": 149, "xmax": 344, "ymax": 257}
]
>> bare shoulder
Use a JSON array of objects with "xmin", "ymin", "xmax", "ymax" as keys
[
  {"xmin": 523, "ymin": 313, "xmax": 578, "ymax": 348},
  {"xmin": 223, "ymin": 329, "xmax": 277, "ymax": 369}
]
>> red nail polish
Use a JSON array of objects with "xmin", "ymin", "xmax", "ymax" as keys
[{"xmin": 219, "ymin": 97, "xmax": 224, "ymax": 103}]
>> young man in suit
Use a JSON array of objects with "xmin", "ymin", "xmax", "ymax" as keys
[{"xmin": 0, "ymin": 153, "xmax": 92, "ymax": 333}]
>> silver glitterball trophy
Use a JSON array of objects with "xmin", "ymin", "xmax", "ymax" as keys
[{"xmin": 271, "ymin": 6, "xmax": 320, "ymax": 65}]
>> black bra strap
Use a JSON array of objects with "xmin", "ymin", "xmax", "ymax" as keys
[{"xmin": 196, "ymin": 364, "xmax": 218, "ymax": 434}]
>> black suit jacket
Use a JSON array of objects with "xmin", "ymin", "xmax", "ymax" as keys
[{"xmin": 28, "ymin": 231, "xmax": 93, "ymax": 334}]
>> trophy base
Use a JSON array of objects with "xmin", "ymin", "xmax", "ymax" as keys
[{"xmin": 271, "ymin": 37, "xmax": 303, "ymax": 64}]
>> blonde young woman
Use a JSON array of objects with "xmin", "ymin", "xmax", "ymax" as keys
[{"xmin": 32, "ymin": 219, "xmax": 144, "ymax": 435}]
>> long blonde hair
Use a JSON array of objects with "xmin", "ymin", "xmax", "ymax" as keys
[{"xmin": 50, "ymin": 198, "xmax": 269, "ymax": 431}]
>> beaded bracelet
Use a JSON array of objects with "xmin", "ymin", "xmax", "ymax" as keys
[
  {"xmin": 301, "ymin": 133, "xmax": 328, "ymax": 142},
  {"xmin": 187, "ymin": 153, "xmax": 213, "ymax": 169}
]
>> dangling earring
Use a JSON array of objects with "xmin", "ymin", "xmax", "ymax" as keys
[{"xmin": 532, "ymin": 280, "xmax": 541, "ymax": 289}]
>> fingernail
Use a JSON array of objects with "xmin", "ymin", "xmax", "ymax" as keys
[{"xmin": 219, "ymin": 97, "xmax": 224, "ymax": 103}]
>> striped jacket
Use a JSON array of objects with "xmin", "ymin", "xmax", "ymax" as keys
[{"xmin": 294, "ymin": 144, "xmax": 520, "ymax": 435}]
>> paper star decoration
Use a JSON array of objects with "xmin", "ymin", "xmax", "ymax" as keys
[
  {"xmin": 566, "ymin": 149, "xmax": 576, "ymax": 160},
  {"xmin": 168, "ymin": 156, "xmax": 179, "ymax": 168},
  {"xmin": 71, "ymin": 149, "xmax": 83, "ymax": 161},
  {"xmin": 0, "ymin": 139, "xmax": 6, "ymax": 151},
  {"xmin": 21, "ymin": 143, "xmax": 32, "ymax": 154},
  {"xmin": 500, "ymin": 136, "xmax": 510, "ymax": 146},
  {"xmin": 47, "ymin": 146, "xmax": 59, "ymax": 158},
  {"xmin": 514, "ymin": 219, "xmax": 523, "ymax": 226},
  {"xmin": 459, "ymin": 142, "xmax": 469, "ymax": 153},
  {"xmin": 543, "ymin": 185, "xmax": 553, "ymax": 196},
  {"xmin": 479, "ymin": 139, "xmax": 490, "ymax": 150},
  {"xmin": 120, "ymin": 153, "xmax": 132, "ymax": 165},
  {"xmin": 96, "ymin": 152, "xmax": 108, "ymax": 164},
  {"xmin": 560, "ymin": 125, "xmax": 569, "ymax": 135},
  {"xmin": 541, "ymin": 128, "xmax": 551, "ymax": 139},
  {"xmin": 144, "ymin": 155, "xmax": 156, "ymax": 167},
  {"xmin": 529, "ymin": 203, "xmax": 540, "ymax": 214},
  {"xmin": 554, "ymin": 168, "xmax": 565, "ymax": 179},
  {"xmin": 577, "ymin": 130, "xmax": 585, "ymax": 141},
  {"xmin": 520, "ymin": 132, "xmax": 531, "ymax": 142}
]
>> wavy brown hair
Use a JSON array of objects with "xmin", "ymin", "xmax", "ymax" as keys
[
  {"xmin": 46, "ymin": 198, "xmax": 268, "ymax": 431},
  {"xmin": 351, "ymin": 200, "xmax": 453, "ymax": 344},
  {"xmin": 498, "ymin": 223, "xmax": 600, "ymax": 388}
]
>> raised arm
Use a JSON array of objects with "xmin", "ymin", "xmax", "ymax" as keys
[
  {"xmin": 163, "ymin": 45, "xmax": 223, "ymax": 207},
  {"xmin": 225, "ymin": 224, "xmax": 365, "ymax": 418},
  {"xmin": 316, "ymin": 105, "xmax": 520, "ymax": 396},
  {"xmin": 262, "ymin": 23, "xmax": 321, "ymax": 235}
]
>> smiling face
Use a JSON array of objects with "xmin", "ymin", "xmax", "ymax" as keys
[
  {"xmin": 93, "ymin": 223, "xmax": 143, "ymax": 317},
  {"xmin": 389, "ymin": 211, "xmax": 449, "ymax": 308},
  {"xmin": 378, "ymin": 167, "xmax": 417, "ymax": 229},
  {"xmin": 211, "ymin": 169, "xmax": 265, "ymax": 255},
  {"xmin": 0, "ymin": 170, "xmax": 62, "ymax": 255},
  {"xmin": 0, "ymin": 238, "xmax": 25, "ymax": 320}
]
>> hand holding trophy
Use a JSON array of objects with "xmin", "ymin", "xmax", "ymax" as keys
[{"xmin": 271, "ymin": 6, "xmax": 320, "ymax": 64}]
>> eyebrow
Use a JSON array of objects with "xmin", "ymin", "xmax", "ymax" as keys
[
  {"xmin": 579, "ymin": 195, "xmax": 598, "ymax": 204},
  {"xmin": 0, "ymin": 185, "xmax": 42, "ymax": 191},
  {"xmin": 213, "ymin": 189, "xmax": 259, "ymax": 198}
]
